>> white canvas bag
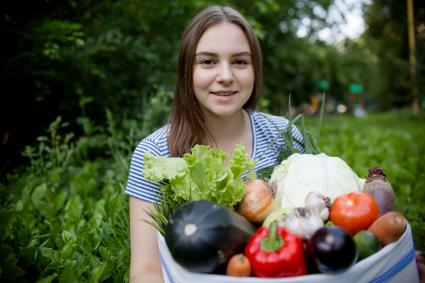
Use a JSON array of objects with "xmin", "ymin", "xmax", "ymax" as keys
[{"xmin": 158, "ymin": 224, "xmax": 419, "ymax": 283}]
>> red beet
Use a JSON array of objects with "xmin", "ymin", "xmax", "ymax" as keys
[{"xmin": 362, "ymin": 167, "xmax": 395, "ymax": 216}]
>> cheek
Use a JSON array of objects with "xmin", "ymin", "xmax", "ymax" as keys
[
  {"xmin": 239, "ymin": 69, "xmax": 255, "ymax": 89},
  {"xmin": 193, "ymin": 68, "xmax": 213, "ymax": 89}
]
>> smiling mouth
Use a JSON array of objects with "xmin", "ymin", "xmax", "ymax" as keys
[{"xmin": 211, "ymin": 91, "xmax": 238, "ymax": 96}]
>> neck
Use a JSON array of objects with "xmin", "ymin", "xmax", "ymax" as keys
[{"xmin": 204, "ymin": 110, "xmax": 252, "ymax": 157}]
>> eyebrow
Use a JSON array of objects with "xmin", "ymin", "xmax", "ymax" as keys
[{"xmin": 195, "ymin": 51, "xmax": 251, "ymax": 57}]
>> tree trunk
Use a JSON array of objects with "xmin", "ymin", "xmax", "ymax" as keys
[{"xmin": 407, "ymin": 0, "xmax": 420, "ymax": 113}]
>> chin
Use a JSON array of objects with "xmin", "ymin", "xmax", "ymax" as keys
[{"xmin": 211, "ymin": 109, "xmax": 244, "ymax": 118}]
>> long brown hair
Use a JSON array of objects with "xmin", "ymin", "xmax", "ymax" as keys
[{"xmin": 168, "ymin": 5, "xmax": 263, "ymax": 157}]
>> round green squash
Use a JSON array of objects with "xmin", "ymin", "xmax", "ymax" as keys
[{"xmin": 165, "ymin": 200, "xmax": 256, "ymax": 274}]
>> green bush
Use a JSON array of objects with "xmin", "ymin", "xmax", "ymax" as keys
[
  {"xmin": 0, "ymin": 118, "xmax": 131, "ymax": 282},
  {"xmin": 0, "ymin": 87, "xmax": 172, "ymax": 282}
]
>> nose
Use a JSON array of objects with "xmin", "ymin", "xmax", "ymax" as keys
[{"xmin": 216, "ymin": 62, "xmax": 233, "ymax": 85}]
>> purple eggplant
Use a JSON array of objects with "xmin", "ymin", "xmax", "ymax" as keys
[{"xmin": 308, "ymin": 226, "xmax": 358, "ymax": 273}]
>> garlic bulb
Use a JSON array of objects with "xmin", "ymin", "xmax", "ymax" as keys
[
  {"xmin": 285, "ymin": 207, "xmax": 324, "ymax": 239},
  {"xmin": 304, "ymin": 191, "xmax": 331, "ymax": 221}
]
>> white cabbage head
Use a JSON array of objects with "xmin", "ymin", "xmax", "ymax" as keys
[{"xmin": 270, "ymin": 153, "xmax": 365, "ymax": 210}]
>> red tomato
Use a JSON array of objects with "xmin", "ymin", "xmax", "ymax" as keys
[{"xmin": 330, "ymin": 192, "xmax": 379, "ymax": 235}]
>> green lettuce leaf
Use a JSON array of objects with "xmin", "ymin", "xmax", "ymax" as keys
[{"xmin": 143, "ymin": 144, "xmax": 255, "ymax": 208}]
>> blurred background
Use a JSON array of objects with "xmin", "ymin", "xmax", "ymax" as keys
[{"xmin": 1, "ymin": 0, "xmax": 424, "ymax": 176}]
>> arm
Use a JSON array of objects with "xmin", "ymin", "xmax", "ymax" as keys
[{"xmin": 129, "ymin": 197, "xmax": 164, "ymax": 283}]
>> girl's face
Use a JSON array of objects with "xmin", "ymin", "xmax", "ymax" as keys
[{"xmin": 193, "ymin": 22, "xmax": 254, "ymax": 119}]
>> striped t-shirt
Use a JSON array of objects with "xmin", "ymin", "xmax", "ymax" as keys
[{"xmin": 125, "ymin": 111, "xmax": 304, "ymax": 203}]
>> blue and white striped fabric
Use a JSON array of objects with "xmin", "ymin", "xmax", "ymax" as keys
[{"xmin": 125, "ymin": 111, "xmax": 304, "ymax": 203}]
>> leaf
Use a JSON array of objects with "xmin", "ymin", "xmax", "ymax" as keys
[
  {"xmin": 58, "ymin": 261, "xmax": 80, "ymax": 283},
  {"xmin": 31, "ymin": 183, "xmax": 53, "ymax": 218},
  {"xmin": 143, "ymin": 153, "xmax": 188, "ymax": 182},
  {"xmin": 61, "ymin": 230, "xmax": 76, "ymax": 244},
  {"xmin": 64, "ymin": 195, "xmax": 84, "ymax": 226},
  {"xmin": 59, "ymin": 245, "xmax": 78, "ymax": 264},
  {"xmin": 89, "ymin": 264, "xmax": 105, "ymax": 283},
  {"xmin": 39, "ymin": 247, "xmax": 59, "ymax": 261},
  {"xmin": 36, "ymin": 274, "xmax": 58, "ymax": 283},
  {"xmin": 53, "ymin": 191, "xmax": 67, "ymax": 215}
]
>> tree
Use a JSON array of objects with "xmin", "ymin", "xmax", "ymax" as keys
[
  {"xmin": 363, "ymin": 0, "xmax": 425, "ymax": 110},
  {"xmin": 407, "ymin": 0, "xmax": 419, "ymax": 113}
]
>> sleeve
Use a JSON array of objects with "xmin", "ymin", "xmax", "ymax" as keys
[{"xmin": 124, "ymin": 138, "xmax": 165, "ymax": 204}]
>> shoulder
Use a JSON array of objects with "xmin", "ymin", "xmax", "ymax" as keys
[
  {"xmin": 250, "ymin": 110, "xmax": 304, "ymax": 153},
  {"xmin": 133, "ymin": 125, "xmax": 170, "ymax": 159},
  {"xmin": 126, "ymin": 125, "xmax": 170, "ymax": 203},
  {"xmin": 251, "ymin": 111, "xmax": 290, "ymax": 129}
]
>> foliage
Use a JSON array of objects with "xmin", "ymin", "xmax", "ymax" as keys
[
  {"xmin": 0, "ymin": 88, "xmax": 171, "ymax": 282},
  {"xmin": 362, "ymin": 0, "xmax": 425, "ymax": 109},
  {"xmin": 3, "ymin": 1, "xmax": 425, "ymax": 176},
  {"xmin": 3, "ymin": 0, "xmax": 371, "ymax": 174},
  {"xmin": 0, "ymin": 118, "xmax": 131, "ymax": 282}
]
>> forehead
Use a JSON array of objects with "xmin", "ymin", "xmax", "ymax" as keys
[{"xmin": 196, "ymin": 22, "xmax": 251, "ymax": 53}]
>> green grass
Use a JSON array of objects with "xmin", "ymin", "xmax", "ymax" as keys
[{"xmin": 0, "ymin": 112, "xmax": 424, "ymax": 282}]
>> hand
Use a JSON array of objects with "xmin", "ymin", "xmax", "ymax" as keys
[{"xmin": 417, "ymin": 250, "xmax": 425, "ymax": 283}]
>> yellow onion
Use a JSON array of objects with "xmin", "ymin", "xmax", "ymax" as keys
[{"xmin": 238, "ymin": 179, "xmax": 275, "ymax": 223}]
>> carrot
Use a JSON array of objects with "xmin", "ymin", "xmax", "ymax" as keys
[{"xmin": 226, "ymin": 253, "xmax": 251, "ymax": 277}]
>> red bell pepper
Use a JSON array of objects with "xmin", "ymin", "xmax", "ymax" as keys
[{"xmin": 244, "ymin": 221, "xmax": 307, "ymax": 278}]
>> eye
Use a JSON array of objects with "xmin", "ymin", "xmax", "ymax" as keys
[
  {"xmin": 233, "ymin": 59, "xmax": 248, "ymax": 65},
  {"xmin": 200, "ymin": 59, "xmax": 216, "ymax": 65}
]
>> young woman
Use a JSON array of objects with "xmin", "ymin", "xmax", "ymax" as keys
[{"xmin": 125, "ymin": 5, "xmax": 303, "ymax": 283}]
